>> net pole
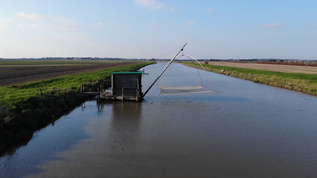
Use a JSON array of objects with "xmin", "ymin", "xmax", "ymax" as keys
[{"xmin": 142, "ymin": 43, "xmax": 187, "ymax": 98}]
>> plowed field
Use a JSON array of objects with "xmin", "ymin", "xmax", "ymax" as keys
[
  {"xmin": 0, "ymin": 61, "xmax": 139, "ymax": 87},
  {"xmin": 206, "ymin": 61, "xmax": 317, "ymax": 74}
]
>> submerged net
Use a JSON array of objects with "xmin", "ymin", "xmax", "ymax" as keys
[{"xmin": 160, "ymin": 86, "xmax": 212, "ymax": 95}]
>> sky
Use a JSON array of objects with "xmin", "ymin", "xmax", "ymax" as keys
[{"xmin": 0, "ymin": 0, "xmax": 317, "ymax": 59}]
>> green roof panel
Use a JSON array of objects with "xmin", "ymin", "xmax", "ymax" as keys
[{"xmin": 111, "ymin": 72, "xmax": 143, "ymax": 75}]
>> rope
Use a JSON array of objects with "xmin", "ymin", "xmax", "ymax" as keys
[
  {"xmin": 176, "ymin": 54, "xmax": 204, "ymax": 86},
  {"xmin": 183, "ymin": 55, "xmax": 215, "ymax": 91}
]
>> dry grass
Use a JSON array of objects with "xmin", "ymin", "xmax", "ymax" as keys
[{"xmin": 205, "ymin": 61, "xmax": 317, "ymax": 74}]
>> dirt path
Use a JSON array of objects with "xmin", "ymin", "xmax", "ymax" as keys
[{"xmin": 206, "ymin": 61, "xmax": 317, "ymax": 74}]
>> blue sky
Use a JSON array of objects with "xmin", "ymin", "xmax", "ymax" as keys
[{"xmin": 0, "ymin": 0, "xmax": 317, "ymax": 59}]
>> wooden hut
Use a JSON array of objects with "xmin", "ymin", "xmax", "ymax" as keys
[{"xmin": 99, "ymin": 72, "xmax": 143, "ymax": 101}]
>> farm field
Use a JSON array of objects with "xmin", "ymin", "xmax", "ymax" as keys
[
  {"xmin": 184, "ymin": 61, "xmax": 317, "ymax": 96},
  {"xmin": 0, "ymin": 60, "xmax": 151, "ymax": 108},
  {"xmin": 0, "ymin": 60, "xmax": 140, "ymax": 87},
  {"xmin": 205, "ymin": 61, "xmax": 317, "ymax": 74}
]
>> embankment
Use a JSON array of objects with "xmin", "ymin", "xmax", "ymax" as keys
[
  {"xmin": 183, "ymin": 62, "xmax": 317, "ymax": 96},
  {"xmin": 0, "ymin": 62, "xmax": 153, "ymax": 155}
]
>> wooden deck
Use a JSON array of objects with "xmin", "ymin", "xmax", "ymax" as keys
[{"xmin": 96, "ymin": 92, "xmax": 141, "ymax": 101}]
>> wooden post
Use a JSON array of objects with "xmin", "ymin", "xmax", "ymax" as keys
[
  {"xmin": 81, "ymin": 83, "xmax": 85, "ymax": 92},
  {"xmin": 39, "ymin": 88, "xmax": 43, "ymax": 97},
  {"xmin": 136, "ymin": 79, "xmax": 140, "ymax": 102},
  {"xmin": 121, "ymin": 88, "xmax": 124, "ymax": 101},
  {"xmin": 99, "ymin": 84, "xmax": 102, "ymax": 94}
]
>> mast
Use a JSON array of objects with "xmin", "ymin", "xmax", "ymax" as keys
[{"xmin": 142, "ymin": 43, "xmax": 187, "ymax": 98}]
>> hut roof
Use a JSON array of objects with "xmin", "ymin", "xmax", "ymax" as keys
[{"xmin": 111, "ymin": 72, "xmax": 143, "ymax": 75}]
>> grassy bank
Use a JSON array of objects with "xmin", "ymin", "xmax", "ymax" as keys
[
  {"xmin": 0, "ymin": 62, "xmax": 153, "ymax": 154},
  {"xmin": 183, "ymin": 62, "xmax": 317, "ymax": 96}
]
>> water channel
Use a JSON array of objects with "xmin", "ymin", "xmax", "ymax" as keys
[{"xmin": 1, "ymin": 62, "xmax": 317, "ymax": 177}]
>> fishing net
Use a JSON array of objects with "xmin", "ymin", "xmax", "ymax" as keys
[
  {"xmin": 158, "ymin": 54, "xmax": 215, "ymax": 95},
  {"xmin": 160, "ymin": 86, "xmax": 212, "ymax": 95},
  {"xmin": 142, "ymin": 45, "xmax": 216, "ymax": 97}
]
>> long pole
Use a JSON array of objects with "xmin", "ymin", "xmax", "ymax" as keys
[{"xmin": 142, "ymin": 43, "xmax": 187, "ymax": 98}]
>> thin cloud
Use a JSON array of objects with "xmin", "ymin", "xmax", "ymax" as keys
[
  {"xmin": 184, "ymin": 20, "xmax": 195, "ymax": 25},
  {"xmin": 16, "ymin": 12, "xmax": 76, "ymax": 30},
  {"xmin": 29, "ymin": 23, "xmax": 57, "ymax": 30},
  {"xmin": 17, "ymin": 12, "xmax": 44, "ymax": 21},
  {"xmin": 134, "ymin": 0, "xmax": 165, "ymax": 9},
  {"xmin": 149, "ymin": 22, "xmax": 158, "ymax": 27},
  {"xmin": 0, "ymin": 18, "xmax": 12, "ymax": 28},
  {"xmin": 307, "ymin": 24, "xmax": 317, "ymax": 29},
  {"xmin": 1, "ymin": 18, "xmax": 12, "ymax": 22},
  {"xmin": 206, "ymin": 8, "xmax": 217, "ymax": 11},
  {"xmin": 96, "ymin": 22, "xmax": 104, "ymax": 26},
  {"xmin": 170, "ymin": 7, "xmax": 176, "ymax": 11},
  {"xmin": 257, "ymin": 23, "xmax": 284, "ymax": 29}
]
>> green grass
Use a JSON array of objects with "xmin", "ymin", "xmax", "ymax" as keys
[
  {"xmin": 0, "ymin": 62, "xmax": 152, "ymax": 108},
  {"xmin": 183, "ymin": 62, "xmax": 317, "ymax": 96}
]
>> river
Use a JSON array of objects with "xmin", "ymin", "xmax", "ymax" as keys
[{"xmin": 1, "ymin": 62, "xmax": 317, "ymax": 178}]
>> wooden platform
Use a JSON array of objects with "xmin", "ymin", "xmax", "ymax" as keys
[
  {"xmin": 96, "ymin": 92, "xmax": 142, "ymax": 102},
  {"xmin": 83, "ymin": 92, "xmax": 100, "ymax": 96}
]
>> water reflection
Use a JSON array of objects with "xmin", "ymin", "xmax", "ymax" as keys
[
  {"xmin": 0, "ymin": 104, "xmax": 92, "ymax": 177},
  {"xmin": 108, "ymin": 102, "xmax": 142, "ymax": 152}
]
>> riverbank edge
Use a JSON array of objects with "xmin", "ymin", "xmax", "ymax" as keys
[
  {"xmin": 182, "ymin": 62, "xmax": 317, "ymax": 96},
  {"xmin": 0, "ymin": 62, "xmax": 152, "ymax": 155}
]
